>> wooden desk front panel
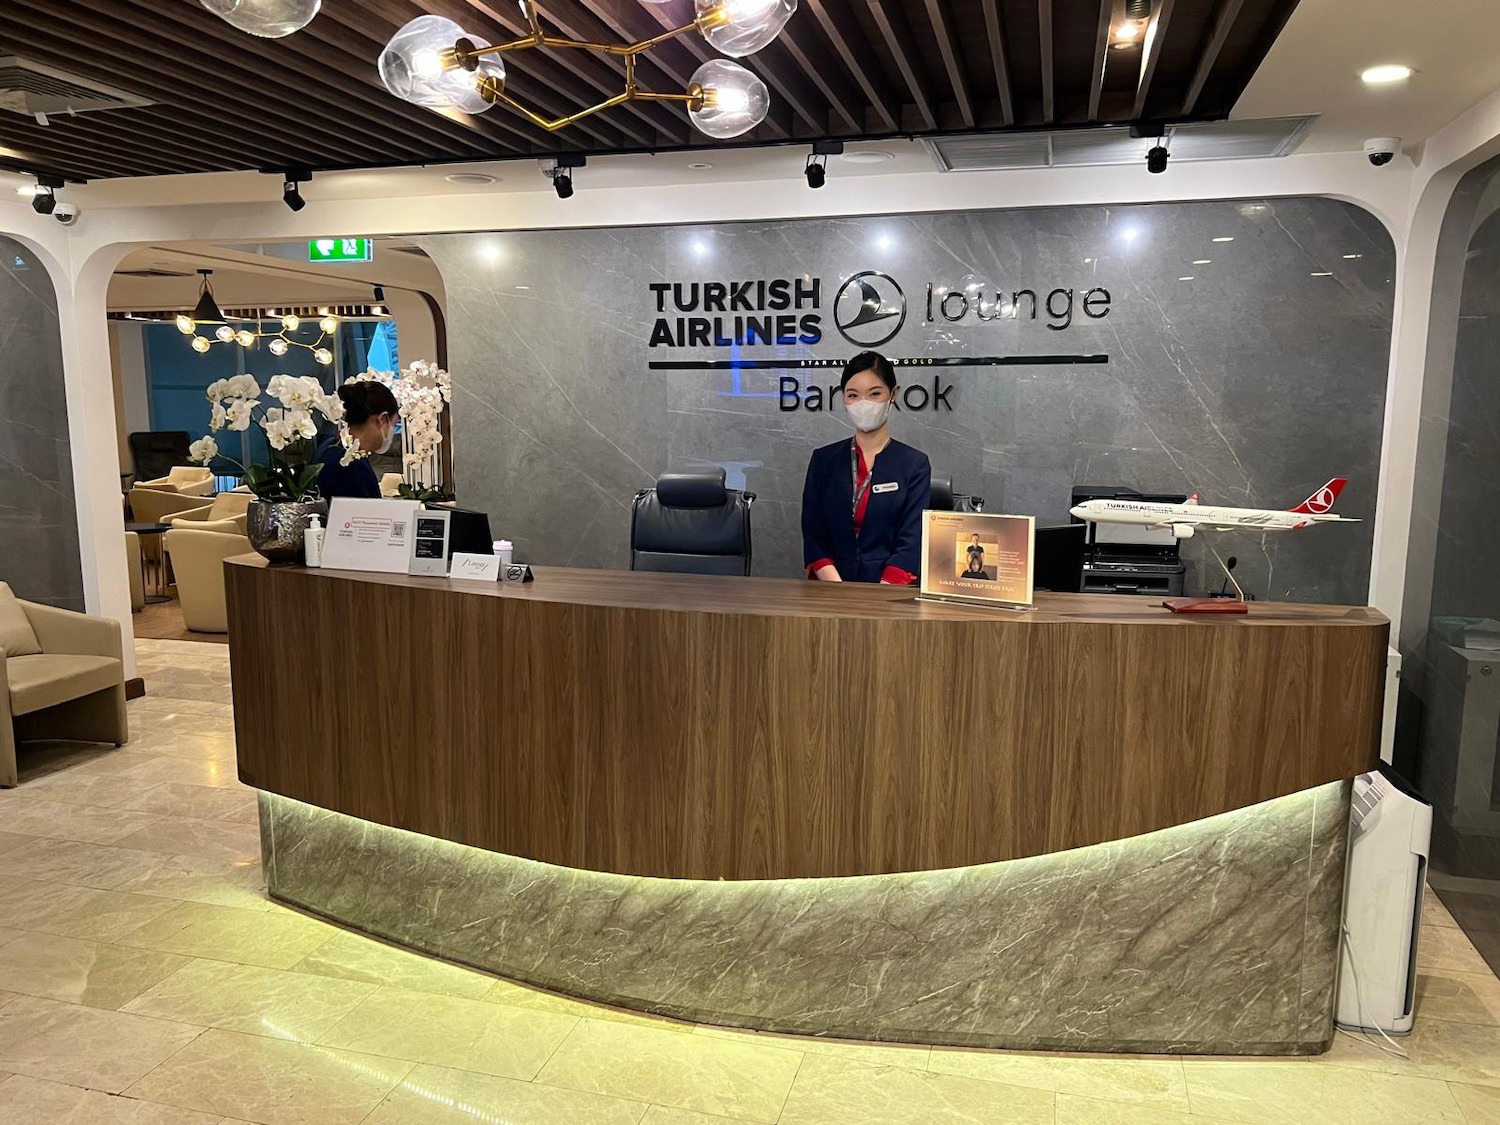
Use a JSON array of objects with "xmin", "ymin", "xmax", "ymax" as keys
[{"xmin": 227, "ymin": 564, "xmax": 1386, "ymax": 879}]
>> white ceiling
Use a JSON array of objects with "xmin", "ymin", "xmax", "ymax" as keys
[{"xmin": 10, "ymin": 0, "xmax": 1498, "ymax": 211}]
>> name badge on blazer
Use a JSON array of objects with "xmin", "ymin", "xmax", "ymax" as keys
[{"xmin": 871, "ymin": 482, "xmax": 900, "ymax": 494}]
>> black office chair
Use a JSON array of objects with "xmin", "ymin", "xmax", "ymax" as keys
[
  {"xmin": 631, "ymin": 468, "xmax": 755, "ymax": 576},
  {"xmin": 930, "ymin": 470, "xmax": 985, "ymax": 514},
  {"xmin": 129, "ymin": 431, "xmax": 193, "ymax": 483}
]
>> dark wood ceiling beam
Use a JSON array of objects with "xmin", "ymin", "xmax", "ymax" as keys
[
  {"xmin": 0, "ymin": 154, "xmax": 111, "ymax": 182},
  {"xmin": 1182, "ymin": 0, "xmax": 1245, "ymax": 115},
  {"xmin": 805, "ymin": 0, "xmax": 899, "ymax": 132},
  {"xmin": 0, "ymin": 126, "xmax": 174, "ymax": 179},
  {"xmin": 0, "ymin": 108, "xmax": 212, "ymax": 176},
  {"xmin": 923, "ymin": 0, "xmax": 974, "ymax": 128},
  {"xmin": 865, "ymin": 0, "xmax": 937, "ymax": 131},
  {"xmin": 472, "ymin": 0, "xmax": 691, "ymax": 144},
  {"xmin": 4, "ymin": 4, "xmax": 400, "ymax": 166},
  {"xmin": 75, "ymin": 0, "xmax": 475, "ymax": 161},
  {"xmin": 1132, "ymin": 0, "xmax": 1178, "ymax": 119},
  {"xmin": 1217, "ymin": 0, "xmax": 1299, "ymax": 116},
  {"xmin": 772, "ymin": 30, "xmax": 864, "ymax": 132},
  {"xmin": 1088, "ymin": 0, "xmax": 1113, "ymax": 121},
  {"xmin": 981, "ymin": 0, "xmax": 1016, "ymax": 125},
  {"xmin": 1038, "ymin": 0, "xmax": 1055, "ymax": 124},
  {"xmin": 345, "ymin": 0, "xmax": 638, "ymax": 149}
]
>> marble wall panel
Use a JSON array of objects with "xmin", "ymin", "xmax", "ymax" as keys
[
  {"xmin": 262, "ymin": 780, "xmax": 1350, "ymax": 1055},
  {"xmin": 0, "ymin": 239, "xmax": 81, "ymax": 609},
  {"xmin": 419, "ymin": 197, "xmax": 1392, "ymax": 604}
]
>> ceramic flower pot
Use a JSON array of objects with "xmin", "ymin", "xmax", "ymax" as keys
[{"xmin": 246, "ymin": 499, "xmax": 327, "ymax": 565}]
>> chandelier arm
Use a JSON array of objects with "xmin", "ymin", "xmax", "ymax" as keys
[
  {"xmin": 457, "ymin": 18, "xmax": 706, "ymax": 63},
  {"xmin": 480, "ymin": 79, "xmax": 638, "ymax": 132}
]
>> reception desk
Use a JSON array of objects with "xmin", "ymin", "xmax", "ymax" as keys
[{"xmin": 227, "ymin": 559, "xmax": 1387, "ymax": 1054}]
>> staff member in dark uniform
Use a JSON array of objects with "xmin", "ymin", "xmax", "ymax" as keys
[
  {"xmin": 315, "ymin": 381, "xmax": 401, "ymax": 499},
  {"xmin": 802, "ymin": 351, "xmax": 932, "ymax": 584}
]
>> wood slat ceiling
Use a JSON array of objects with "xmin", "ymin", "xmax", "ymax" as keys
[{"xmin": 0, "ymin": 0, "xmax": 1300, "ymax": 182}]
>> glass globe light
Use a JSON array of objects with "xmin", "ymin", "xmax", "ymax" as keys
[
  {"xmin": 688, "ymin": 60, "xmax": 770, "ymax": 138},
  {"xmin": 319, "ymin": 315, "xmax": 339, "ymax": 334},
  {"xmin": 191, "ymin": 336, "xmax": 212, "ymax": 353},
  {"xmin": 214, "ymin": 324, "xmax": 235, "ymax": 343},
  {"xmin": 379, "ymin": 15, "xmax": 506, "ymax": 114},
  {"xmin": 313, "ymin": 347, "xmax": 333, "ymax": 366},
  {"xmin": 282, "ymin": 313, "xmax": 300, "ymax": 331},
  {"xmin": 236, "ymin": 330, "xmax": 256, "ymax": 347},
  {"xmin": 175, "ymin": 314, "xmax": 195, "ymax": 335},
  {"xmin": 268, "ymin": 338, "xmax": 290, "ymax": 357},
  {"xmin": 200, "ymin": 0, "xmax": 321, "ymax": 39},
  {"xmin": 695, "ymin": 0, "xmax": 796, "ymax": 58}
]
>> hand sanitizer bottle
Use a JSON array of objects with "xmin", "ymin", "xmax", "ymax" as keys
[{"xmin": 304, "ymin": 514, "xmax": 325, "ymax": 568}]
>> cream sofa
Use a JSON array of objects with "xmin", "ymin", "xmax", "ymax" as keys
[
  {"xmin": 165, "ymin": 527, "xmax": 254, "ymax": 634},
  {"xmin": 139, "ymin": 466, "xmax": 215, "ymax": 496},
  {"xmin": 129, "ymin": 485, "xmax": 212, "ymax": 526},
  {"xmin": 1, "ymin": 583, "xmax": 129, "ymax": 787},
  {"xmin": 167, "ymin": 491, "xmax": 253, "ymax": 535}
]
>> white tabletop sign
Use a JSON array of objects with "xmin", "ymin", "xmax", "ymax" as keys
[
  {"xmin": 321, "ymin": 498, "xmax": 422, "ymax": 574},
  {"xmin": 450, "ymin": 552, "xmax": 501, "ymax": 582}
]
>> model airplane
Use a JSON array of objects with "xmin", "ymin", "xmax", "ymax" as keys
[{"xmin": 1069, "ymin": 478, "xmax": 1358, "ymax": 540}]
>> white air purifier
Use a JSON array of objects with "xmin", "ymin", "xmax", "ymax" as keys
[{"xmin": 1336, "ymin": 767, "xmax": 1433, "ymax": 1035}]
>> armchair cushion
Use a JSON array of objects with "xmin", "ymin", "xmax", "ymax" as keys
[
  {"xmin": 130, "ymin": 487, "xmax": 213, "ymax": 526},
  {"xmin": 6, "ymin": 654, "xmax": 122, "ymax": 716},
  {"xmin": 21, "ymin": 600, "xmax": 124, "ymax": 661},
  {"xmin": 140, "ymin": 466, "xmax": 214, "ymax": 497},
  {"xmin": 165, "ymin": 528, "xmax": 254, "ymax": 633},
  {"xmin": 0, "ymin": 583, "xmax": 42, "ymax": 658}
]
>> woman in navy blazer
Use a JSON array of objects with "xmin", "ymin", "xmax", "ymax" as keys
[{"xmin": 802, "ymin": 351, "xmax": 932, "ymax": 584}]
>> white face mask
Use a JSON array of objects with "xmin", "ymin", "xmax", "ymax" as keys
[
  {"xmin": 375, "ymin": 419, "xmax": 396, "ymax": 455},
  {"xmin": 845, "ymin": 399, "xmax": 892, "ymax": 433}
]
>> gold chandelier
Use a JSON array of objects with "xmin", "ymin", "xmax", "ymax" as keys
[
  {"xmin": 378, "ymin": 0, "xmax": 795, "ymax": 139},
  {"xmin": 175, "ymin": 272, "xmax": 340, "ymax": 365}
]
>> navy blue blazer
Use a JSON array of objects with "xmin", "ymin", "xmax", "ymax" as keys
[
  {"xmin": 802, "ymin": 438, "xmax": 932, "ymax": 583},
  {"xmin": 314, "ymin": 436, "xmax": 381, "ymax": 500}
]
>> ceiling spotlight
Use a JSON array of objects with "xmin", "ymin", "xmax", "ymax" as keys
[
  {"xmin": 544, "ymin": 154, "xmax": 585, "ymax": 199},
  {"xmin": 804, "ymin": 155, "xmax": 826, "ymax": 189},
  {"xmin": 1361, "ymin": 64, "xmax": 1413, "ymax": 86},
  {"xmin": 553, "ymin": 170, "xmax": 574, "ymax": 199},
  {"xmin": 371, "ymin": 285, "xmax": 387, "ymax": 316},
  {"xmin": 282, "ymin": 167, "xmax": 311, "ymax": 211},
  {"xmin": 1146, "ymin": 144, "xmax": 1169, "ymax": 174},
  {"xmin": 28, "ymin": 174, "xmax": 63, "ymax": 215}
]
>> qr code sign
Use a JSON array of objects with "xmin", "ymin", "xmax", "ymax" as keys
[{"xmin": 392, "ymin": 521, "xmax": 407, "ymax": 537}]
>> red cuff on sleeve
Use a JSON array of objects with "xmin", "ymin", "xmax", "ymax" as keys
[
  {"xmin": 807, "ymin": 558, "xmax": 835, "ymax": 578},
  {"xmin": 881, "ymin": 566, "xmax": 917, "ymax": 585}
]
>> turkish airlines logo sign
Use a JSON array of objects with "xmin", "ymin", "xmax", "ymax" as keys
[
  {"xmin": 1304, "ymin": 486, "xmax": 1337, "ymax": 514},
  {"xmin": 833, "ymin": 271, "xmax": 906, "ymax": 347}
]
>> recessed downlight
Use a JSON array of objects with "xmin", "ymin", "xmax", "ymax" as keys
[
  {"xmin": 1361, "ymin": 64, "xmax": 1413, "ymax": 85},
  {"xmin": 841, "ymin": 150, "xmax": 895, "ymax": 164},
  {"xmin": 445, "ymin": 172, "xmax": 498, "ymax": 185},
  {"xmin": 686, "ymin": 161, "xmax": 715, "ymax": 170}
]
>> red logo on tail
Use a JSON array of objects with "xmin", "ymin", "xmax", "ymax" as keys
[{"xmin": 1288, "ymin": 478, "xmax": 1347, "ymax": 515}]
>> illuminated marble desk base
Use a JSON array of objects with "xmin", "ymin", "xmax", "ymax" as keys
[{"xmin": 258, "ymin": 782, "xmax": 1350, "ymax": 1055}]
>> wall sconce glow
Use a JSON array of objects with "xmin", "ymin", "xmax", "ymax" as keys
[
  {"xmin": 688, "ymin": 59, "xmax": 769, "ymax": 138},
  {"xmin": 1361, "ymin": 64, "xmax": 1413, "ymax": 85},
  {"xmin": 697, "ymin": 0, "xmax": 797, "ymax": 58},
  {"xmin": 200, "ymin": 0, "xmax": 321, "ymax": 38}
]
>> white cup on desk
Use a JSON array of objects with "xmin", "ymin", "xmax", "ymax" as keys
[{"xmin": 492, "ymin": 539, "xmax": 513, "ymax": 568}]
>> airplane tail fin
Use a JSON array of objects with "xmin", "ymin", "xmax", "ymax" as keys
[{"xmin": 1288, "ymin": 477, "xmax": 1347, "ymax": 515}]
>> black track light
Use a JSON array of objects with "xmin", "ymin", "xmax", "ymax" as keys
[
  {"xmin": 545, "ymin": 154, "xmax": 585, "ymax": 200},
  {"xmin": 1146, "ymin": 144, "xmax": 1169, "ymax": 174},
  {"xmin": 553, "ymin": 171, "xmax": 574, "ymax": 199},
  {"xmin": 371, "ymin": 285, "xmax": 387, "ymax": 316},
  {"xmin": 282, "ymin": 167, "xmax": 312, "ymax": 211},
  {"xmin": 805, "ymin": 155, "xmax": 827, "ymax": 189},
  {"xmin": 29, "ymin": 173, "xmax": 63, "ymax": 215}
]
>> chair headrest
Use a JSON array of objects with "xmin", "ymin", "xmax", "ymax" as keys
[
  {"xmin": 929, "ymin": 474, "xmax": 955, "ymax": 511},
  {"xmin": 656, "ymin": 469, "xmax": 728, "ymax": 508}
]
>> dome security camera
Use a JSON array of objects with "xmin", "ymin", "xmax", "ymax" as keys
[
  {"xmin": 1364, "ymin": 137, "xmax": 1402, "ymax": 167},
  {"xmin": 52, "ymin": 201, "xmax": 79, "ymax": 225}
]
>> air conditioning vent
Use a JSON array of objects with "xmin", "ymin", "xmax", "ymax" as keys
[
  {"xmin": 115, "ymin": 269, "xmax": 195, "ymax": 279},
  {"xmin": 0, "ymin": 57, "xmax": 154, "ymax": 116},
  {"xmin": 925, "ymin": 116, "xmax": 1317, "ymax": 172}
]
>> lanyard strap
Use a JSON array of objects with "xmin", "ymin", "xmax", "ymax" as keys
[{"xmin": 850, "ymin": 440, "xmax": 873, "ymax": 519}]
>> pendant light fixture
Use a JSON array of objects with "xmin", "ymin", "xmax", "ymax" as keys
[
  {"xmin": 175, "ymin": 270, "xmax": 340, "ymax": 366},
  {"xmin": 379, "ymin": 0, "xmax": 792, "ymax": 139},
  {"xmin": 200, "ymin": 0, "xmax": 321, "ymax": 39}
]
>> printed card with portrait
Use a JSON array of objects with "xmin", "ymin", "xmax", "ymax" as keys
[{"xmin": 919, "ymin": 511, "xmax": 1035, "ymax": 609}]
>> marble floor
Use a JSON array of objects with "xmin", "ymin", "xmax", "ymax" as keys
[{"xmin": 0, "ymin": 641, "xmax": 1498, "ymax": 1123}]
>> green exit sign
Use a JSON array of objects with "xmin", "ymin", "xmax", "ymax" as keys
[{"xmin": 308, "ymin": 238, "xmax": 372, "ymax": 263}]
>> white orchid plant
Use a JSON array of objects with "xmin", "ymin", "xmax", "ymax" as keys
[
  {"xmin": 344, "ymin": 361, "xmax": 453, "ymax": 497},
  {"xmin": 188, "ymin": 374, "xmax": 351, "ymax": 502}
]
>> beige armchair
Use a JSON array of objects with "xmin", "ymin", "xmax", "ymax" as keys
[
  {"xmin": 139, "ymin": 466, "xmax": 215, "ymax": 496},
  {"xmin": 129, "ymin": 486, "xmax": 212, "ymax": 526},
  {"xmin": 167, "ymin": 491, "xmax": 253, "ymax": 535},
  {"xmin": 165, "ymin": 528, "xmax": 254, "ymax": 634},
  {"xmin": 125, "ymin": 532, "xmax": 145, "ymax": 613},
  {"xmin": 1, "ymin": 583, "xmax": 128, "ymax": 787}
]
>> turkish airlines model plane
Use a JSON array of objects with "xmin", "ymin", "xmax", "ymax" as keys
[{"xmin": 1069, "ymin": 478, "xmax": 1358, "ymax": 540}]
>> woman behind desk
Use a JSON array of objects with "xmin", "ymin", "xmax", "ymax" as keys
[
  {"xmin": 802, "ymin": 351, "xmax": 932, "ymax": 584},
  {"xmin": 316, "ymin": 381, "xmax": 400, "ymax": 500}
]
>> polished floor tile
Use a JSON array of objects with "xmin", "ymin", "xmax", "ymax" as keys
[
  {"xmin": 1182, "ymin": 1059, "xmax": 1466, "ymax": 1122},
  {"xmin": 0, "ymin": 832, "xmax": 32, "ymax": 856},
  {"xmin": 483, "ymin": 977, "xmax": 696, "ymax": 1029},
  {"xmin": 125, "ymin": 1027, "xmax": 413, "ymax": 1125},
  {"xmin": 1451, "ymin": 1081, "xmax": 1500, "ymax": 1124},
  {"xmin": 318, "ymin": 987, "xmax": 579, "ymax": 1081},
  {"xmin": 291, "ymin": 931, "xmax": 496, "ymax": 1000},
  {"xmin": 694, "ymin": 1024, "xmax": 932, "ymax": 1069},
  {"xmin": 114, "ymin": 817, "xmax": 261, "ymax": 864},
  {"xmin": 117, "ymin": 901, "xmax": 336, "ymax": 970},
  {"xmin": 1322, "ymin": 1015, "xmax": 1500, "ymax": 1089},
  {"xmin": 0, "ymin": 931, "xmax": 189, "ymax": 1010},
  {"xmin": 0, "ymin": 797, "xmax": 163, "ymax": 845},
  {"xmin": 1423, "ymin": 925, "xmax": 1495, "ymax": 976},
  {"xmin": 0, "ymin": 877, "xmax": 181, "ymax": 942},
  {"xmin": 1416, "ymin": 969, "xmax": 1500, "ymax": 1026},
  {"xmin": 1, "ymin": 837, "xmax": 184, "ymax": 891},
  {"xmin": 1056, "ymin": 1091, "xmax": 1238, "ymax": 1124},
  {"xmin": 535, "ymin": 1017, "xmax": 803, "ymax": 1122},
  {"xmin": 10, "ymin": 775, "xmax": 163, "ymax": 810},
  {"xmin": 368, "ymin": 1063, "xmax": 648, "ymax": 1125},
  {"xmin": 116, "ymin": 783, "xmax": 257, "ymax": 823},
  {"xmin": 0, "ymin": 994, "xmax": 203, "ymax": 1092},
  {"xmin": 122, "ymin": 959, "xmax": 376, "ymax": 1042},
  {"xmin": 114, "ymin": 854, "xmax": 272, "ymax": 912},
  {"xmin": 928, "ymin": 1047, "xmax": 1190, "ymax": 1110},
  {"xmin": 0, "ymin": 1073, "xmax": 226, "ymax": 1124},
  {"xmin": 108, "ymin": 755, "xmax": 241, "ymax": 789},
  {"xmin": 779, "ymin": 1053, "xmax": 1055, "ymax": 1125},
  {"xmin": 641, "ymin": 1107, "xmax": 749, "ymax": 1124}
]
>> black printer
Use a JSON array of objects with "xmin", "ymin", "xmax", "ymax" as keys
[{"xmin": 1070, "ymin": 485, "xmax": 1188, "ymax": 597}]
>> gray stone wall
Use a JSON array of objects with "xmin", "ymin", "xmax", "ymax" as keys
[
  {"xmin": 421, "ymin": 196, "xmax": 1393, "ymax": 604},
  {"xmin": 0, "ymin": 239, "xmax": 81, "ymax": 610}
]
